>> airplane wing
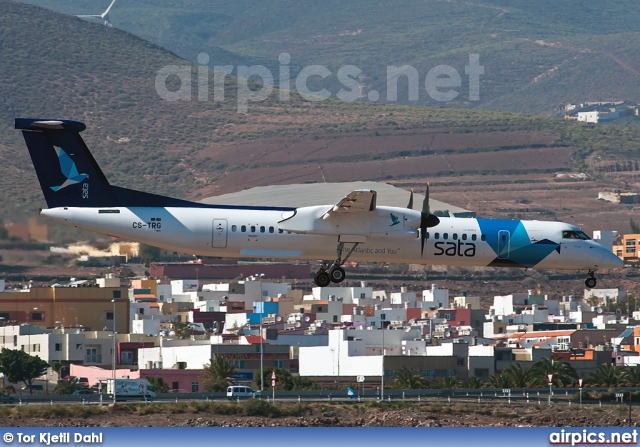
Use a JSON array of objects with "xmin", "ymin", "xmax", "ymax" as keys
[{"xmin": 321, "ymin": 189, "xmax": 376, "ymax": 218}]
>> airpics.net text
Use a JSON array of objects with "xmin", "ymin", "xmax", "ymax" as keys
[{"xmin": 155, "ymin": 52, "xmax": 484, "ymax": 113}]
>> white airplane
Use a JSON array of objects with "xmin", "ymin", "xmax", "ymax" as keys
[
  {"xmin": 16, "ymin": 118, "xmax": 623, "ymax": 288},
  {"xmin": 76, "ymin": 0, "xmax": 117, "ymax": 27}
]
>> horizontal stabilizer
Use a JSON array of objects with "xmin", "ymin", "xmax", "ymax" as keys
[{"xmin": 15, "ymin": 118, "xmax": 86, "ymax": 132}]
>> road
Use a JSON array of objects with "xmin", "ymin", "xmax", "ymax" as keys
[{"xmin": 1, "ymin": 387, "xmax": 635, "ymax": 407}]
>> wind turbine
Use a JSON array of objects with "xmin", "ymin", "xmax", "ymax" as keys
[{"xmin": 76, "ymin": 0, "xmax": 117, "ymax": 27}]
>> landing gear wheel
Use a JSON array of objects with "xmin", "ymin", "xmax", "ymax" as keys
[
  {"xmin": 329, "ymin": 266, "xmax": 346, "ymax": 283},
  {"xmin": 585, "ymin": 277, "xmax": 596, "ymax": 289},
  {"xmin": 314, "ymin": 270, "xmax": 331, "ymax": 287},
  {"xmin": 315, "ymin": 242, "xmax": 361, "ymax": 287}
]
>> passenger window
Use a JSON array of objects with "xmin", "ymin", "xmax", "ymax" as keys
[
  {"xmin": 251, "ymin": 226, "xmax": 256, "ymax": 233},
  {"xmin": 453, "ymin": 234, "xmax": 458, "ymax": 240},
  {"xmin": 434, "ymin": 233, "xmax": 439, "ymax": 240},
  {"xmin": 278, "ymin": 229, "xmax": 284, "ymax": 234},
  {"xmin": 241, "ymin": 225, "xmax": 246, "ymax": 232},
  {"xmin": 269, "ymin": 227, "xmax": 274, "ymax": 233},
  {"xmin": 471, "ymin": 234, "xmax": 477, "ymax": 241},
  {"xmin": 443, "ymin": 233, "xmax": 448, "ymax": 240},
  {"xmin": 231, "ymin": 225, "xmax": 237, "ymax": 232},
  {"xmin": 481, "ymin": 234, "xmax": 486, "ymax": 241},
  {"xmin": 260, "ymin": 226, "xmax": 265, "ymax": 233},
  {"xmin": 462, "ymin": 234, "xmax": 467, "ymax": 241},
  {"xmin": 426, "ymin": 232, "xmax": 429, "ymax": 239}
]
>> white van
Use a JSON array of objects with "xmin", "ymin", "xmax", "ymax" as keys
[{"xmin": 226, "ymin": 386, "xmax": 260, "ymax": 399}]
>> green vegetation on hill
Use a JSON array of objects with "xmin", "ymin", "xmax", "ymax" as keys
[
  {"xmin": 19, "ymin": 0, "xmax": 640, "ymax": 114},
  {"xmin": 3, "ymin": 0, "xmax": 640, "ymax": 243}
]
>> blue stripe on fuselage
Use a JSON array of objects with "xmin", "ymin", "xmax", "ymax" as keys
[{"xmin": 477, "ymin": 218, "xmax": 559, "ymax": 268}]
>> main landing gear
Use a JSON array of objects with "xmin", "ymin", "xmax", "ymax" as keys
[
  {"xmin": 585, "ymin": 270, "xmax": 597, "ymax": 289},
  {"xmin": 313, "ymin": 242, "xmax": 360, "ymax": 287}
]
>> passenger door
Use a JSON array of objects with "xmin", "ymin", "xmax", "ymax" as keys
[{"xmin": 212, "ymin": 219, "xmax": 228, "ymax": 248}]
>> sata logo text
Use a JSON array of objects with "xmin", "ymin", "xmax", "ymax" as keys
[{"xmin": 434, "ymin": 240, "xmax": 476, "ymax": 257}]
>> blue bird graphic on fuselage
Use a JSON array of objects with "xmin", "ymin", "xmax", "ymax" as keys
[
  {"xmin": 389, "ymin": 213, "xmax": 400, "ymax": 227},
  {"xmin": 50, "ymin": 147, "xmax": 88, "ymax": 191}
]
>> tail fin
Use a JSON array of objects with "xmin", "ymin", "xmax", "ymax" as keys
[
  {"xmin": 16, "ymin": 118, "xmax": 197, "ymax": 208},
  {"xmin": 16, "ymin": 118, "xmax": 118, "ymax": 208}
]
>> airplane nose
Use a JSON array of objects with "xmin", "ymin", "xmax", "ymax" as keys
[{"xmin": 601, "ymin": 248, "xmax": 624, "ymax": 269}]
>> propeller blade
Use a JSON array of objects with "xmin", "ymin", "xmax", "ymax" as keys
[
  {"xmin": 422, "ymin": 183, "xmax": 430, "ymax": 215},
  {"xmin": 407, "ymin": 189, "xmax": 414, "ymax": 210},
  {"xmin": 420, "ymin": 219, "xmax": 427, "ymax": 256},
  {"xmin": 419, "ymin": 183, "xmax": 440, "ymax": 257}
]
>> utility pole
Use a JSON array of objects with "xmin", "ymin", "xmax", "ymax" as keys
[
  {"xmin": 629, "ymin": 390, "xmax": 633, "ymax": 426},
  {"xmin": 380, "ymin": 321, "xmax": 385, "ymax": 402},
  {"xmin": 258, "ymin": 274, "xmax": 265, "ymax": 392},
  {"xmin": 111, "ymin": 299, "xmax": 118, "ymax": 404}
]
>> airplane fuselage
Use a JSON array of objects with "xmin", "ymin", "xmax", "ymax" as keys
[{"xmin": 40, "ymin": 205, "xmax": 620, "ymax": 272}]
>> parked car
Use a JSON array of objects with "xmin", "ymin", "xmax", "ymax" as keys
[
  {"xmin": 21, "ymin": 385, "xmax": 44, "ymax": 392},
  {"xmin": 62, "ymin": 376, "xmax": 89, "ymax": 387},
  {"xmin": 0, "ymin": 393, "xmax": 16, "ymax": 403},
  {"xmin": 72, "ymin": 389, "xmax": 94, "ymax": 395},
  {"xmin": 226, "ymin": 386, "xmax": 261, "ymax": 399},
  {"xmin": 73, "ymin": 377, "xmax": 89, "ymax": 387}
]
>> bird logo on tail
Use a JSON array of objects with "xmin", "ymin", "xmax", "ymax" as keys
[{"xmin": 50, "ymin": 147, "xmax": 88, "ymax": 191}]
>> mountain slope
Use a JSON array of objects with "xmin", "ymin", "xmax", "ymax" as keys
[{"xmin": 18, "ymin": 0, "xmax": 640, "ymax": 115}]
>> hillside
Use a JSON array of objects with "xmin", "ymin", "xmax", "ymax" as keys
[
  {"xmin": 19, "ymin": 0, "xmax": 640, "ymax": 115},
  {"xmin": 2, "ymin": 0, "xmax": 640, "ymax": 243}
]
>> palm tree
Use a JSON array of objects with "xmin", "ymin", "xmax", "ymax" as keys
[
  {"xmin": 586, "ymin": 363, "xmax": 622, "ymax": 387},
  {"xmin": 485, "ymin": 371, "xmax": 512, "ymax": 388},
  {"xmin": 530, "ymin": 358, "xmax": 578, "ymax": 387},
  {"xmin": 464, "ymin": 376, "xmax": 486, "ymax": 389},
  {"xmin": 620, "ymin": 366, "xmax": 640, "ymax": 386},
  {"xmin": 433, "ymin": 375, "xmax": 461, "ymax": 390},
  {"xmin": 200, "ymin": 355, "xmax": 237, "ymax": 392},
  {"xmin": 503, "ymin": 363, "xmax": 537, "ymax": 388},
  {"xmin": 146, "ymin": 376, "xmax": 169, "ymax": 393},
  {"xmin": 390, "ymin": 367, "xmax": 429, "ymax": 389}
]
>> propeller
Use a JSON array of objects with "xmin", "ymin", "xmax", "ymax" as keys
[{"xmin": 408, "ymin": 184, "xmax": 440, "ymax": 256}]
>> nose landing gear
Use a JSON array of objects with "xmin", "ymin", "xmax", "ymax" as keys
[
  {"xmin": 313, "ymin": 242, "xmax": 359, "ymax": 287},
  {"xmin": 585, "ymin": 270, "xmax": 597, "ymax": 289}
]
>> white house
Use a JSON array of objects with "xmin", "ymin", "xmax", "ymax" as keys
[
  {"xmin": 421, "ymin": 284, "xmax": 449, "ymax": 309},
  {"xmin": 584, "ymin": 288, "xmax": 625, "ymax": 305},
  {"xmin": 138, "ymin": 342, "xmax": 211, "ymax": 370},
  {"xmin": 305, "ymin": 286, "xmax": 373, "ymax": 304},
  {"xmin": 390, "ymin": 287, "xmax": 417, "ymax": 306},
  {"xmin": 298, "ymin": 328, "xmax": 422, "ymax": 377},
  {"xmin": 491, "ymin": 293, "xmax": 528, "ymax": 316}
]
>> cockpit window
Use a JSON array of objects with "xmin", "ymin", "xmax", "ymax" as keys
[{"xmin": 562, "ymin": 230, "xmax": 591, "ymax": 240}]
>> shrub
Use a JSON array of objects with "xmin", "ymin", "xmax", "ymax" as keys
[{"xmin": 243, "ymin": 399, "xmax": 281, "ymax": 418}]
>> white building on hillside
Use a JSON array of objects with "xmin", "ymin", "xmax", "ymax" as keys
[
  {"xmin": 304, "ymin": 285, "xmax": 373, "ymax": 303},
  {"xmin": 421, "ymin": 284, "xmax": 449, "ymax": 309},
  {"xmin": 298, "ymin": 328, "xmax": 421, "ymax": 377}
]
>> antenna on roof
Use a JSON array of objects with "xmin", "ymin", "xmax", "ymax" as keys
[{"xmin": 77, "ymin": 0, "xmax": 117, "ymax": 27}]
